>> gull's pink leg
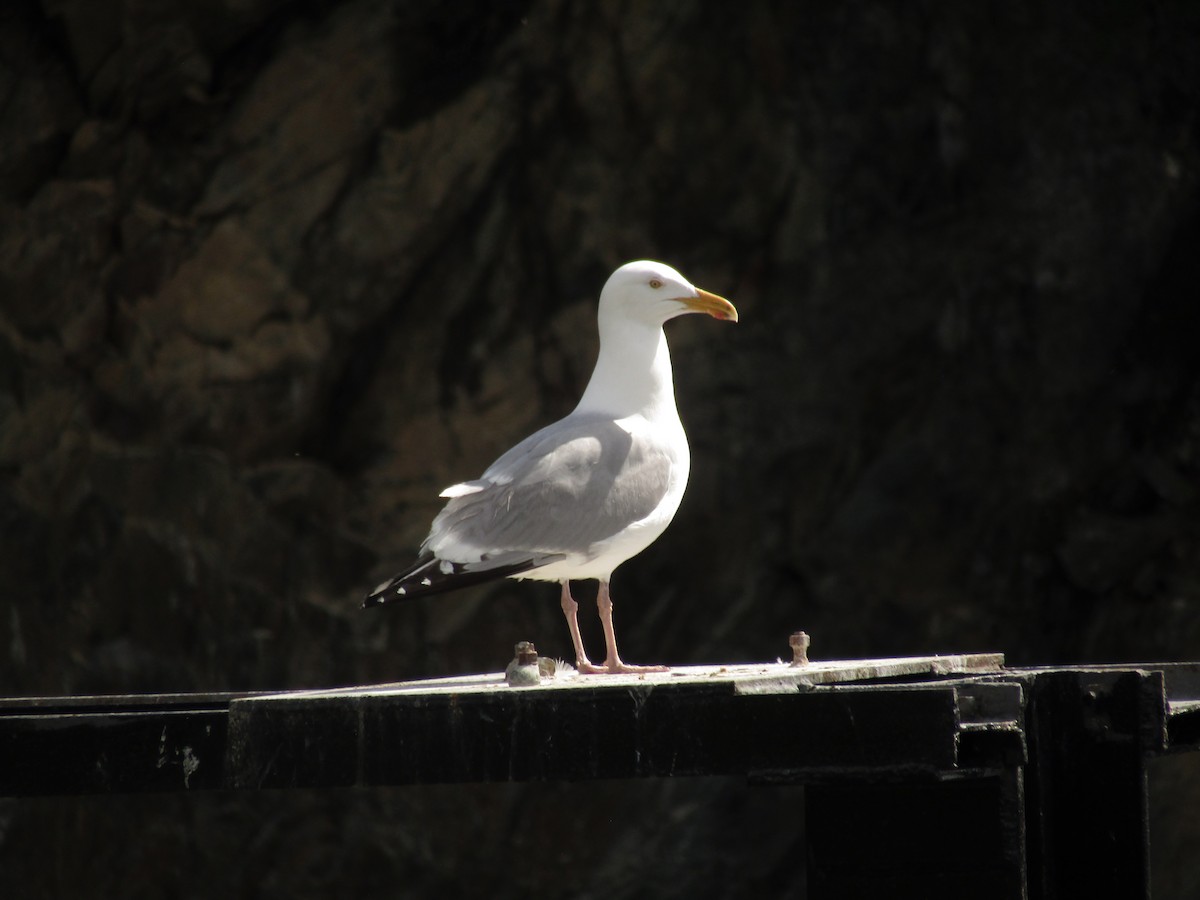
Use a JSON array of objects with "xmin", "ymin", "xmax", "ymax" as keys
[
  {"xmin": 560, "ymin": 580, "xmax": 606, "ymax": 674},
  {"xmin": 593, "ymin": 580, "xmax": 669, "ymax": 674}
]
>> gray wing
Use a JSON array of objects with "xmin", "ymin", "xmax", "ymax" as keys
[{"xmin": 425, "ymin": 414, "xmax": 675, "ymax": 561}]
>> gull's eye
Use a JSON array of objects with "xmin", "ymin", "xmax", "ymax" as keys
[{"xmin": 649, "ymin": 278, "xmax": 663, "ymax": 289}]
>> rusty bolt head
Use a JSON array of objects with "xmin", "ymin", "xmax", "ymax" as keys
[
  {"xmin": 514, "ymin": 641, "xmax": 538, "ymax": 665},
  {"xmin": 789, "ymin": 631, "xmax": 811, "ymax": 667}
]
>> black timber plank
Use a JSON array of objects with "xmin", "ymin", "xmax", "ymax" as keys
[
  {"xmin": 807, "ymin": 769, "xmax": 1026, "ymax": 900},
  {"xmin": 811, "ymin": 680, "xmax": 1027, "ymax": 771},
  {"xmin": 0, "ymin": 708, "xmax": 227, "ymax": 796},
  {"xmin": 1023, "ymin": 669, "xmax": 1163, "ymax": 900},
  {"xmin": 227, "ymin": 683, "xmax": 962, "ymax": 789},
  {"xmin": 0, "ymin": 690, "xmax": 255, "ymax": 712},
  {"xmin": 1167, "ymin": 700, "xmax": 1200, "ymax": 749}
]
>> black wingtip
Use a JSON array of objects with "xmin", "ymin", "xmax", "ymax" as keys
[
  {"xmin": 362, "ymin": 553, "xmax": 437, "ymax": 609},
  {"xmin": 362, "ymin": 554, "xmax": 554, "ymax": 608},
  {"xmin": 362, "ymin": 580, "xmax": 411, "ymax": 607}
]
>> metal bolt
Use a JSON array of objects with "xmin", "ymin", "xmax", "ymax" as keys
[
  {"xmin": 789, "ymin": 631, "xmax": 810, "ymax": 667},
  {"xmin": 506, "ymin": 641, "xmax": 542, "ymax": 686},
  {"xmin": 515, "ymin": 641, "xmax": 538, "ymax": 665}
]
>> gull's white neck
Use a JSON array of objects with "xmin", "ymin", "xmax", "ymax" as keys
[{"xmin": 574, "ymin": 315, "xmax": 679, "ymax": 421}]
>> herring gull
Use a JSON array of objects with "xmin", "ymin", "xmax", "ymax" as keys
[{"xmin": 364, "ymin": 260, "xmax": 738, "ymax": 674}]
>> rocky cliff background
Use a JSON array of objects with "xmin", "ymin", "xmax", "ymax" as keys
[{"xmin": 2, "ymin": 1, "xmax": 1199, "ymax": 897}]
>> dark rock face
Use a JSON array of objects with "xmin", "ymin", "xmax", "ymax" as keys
[{"xmin": 1, "ymin": 1, "xmax": 1199, "ymax": 896}]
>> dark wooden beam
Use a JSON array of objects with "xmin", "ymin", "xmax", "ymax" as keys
[
  {"xmin": 226, "ymin": 682, "xmax": 967, "ymax": 789},
  {"xmin": 5, "ymin": 655, "xmax": 1200, "ymax": 900}
]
